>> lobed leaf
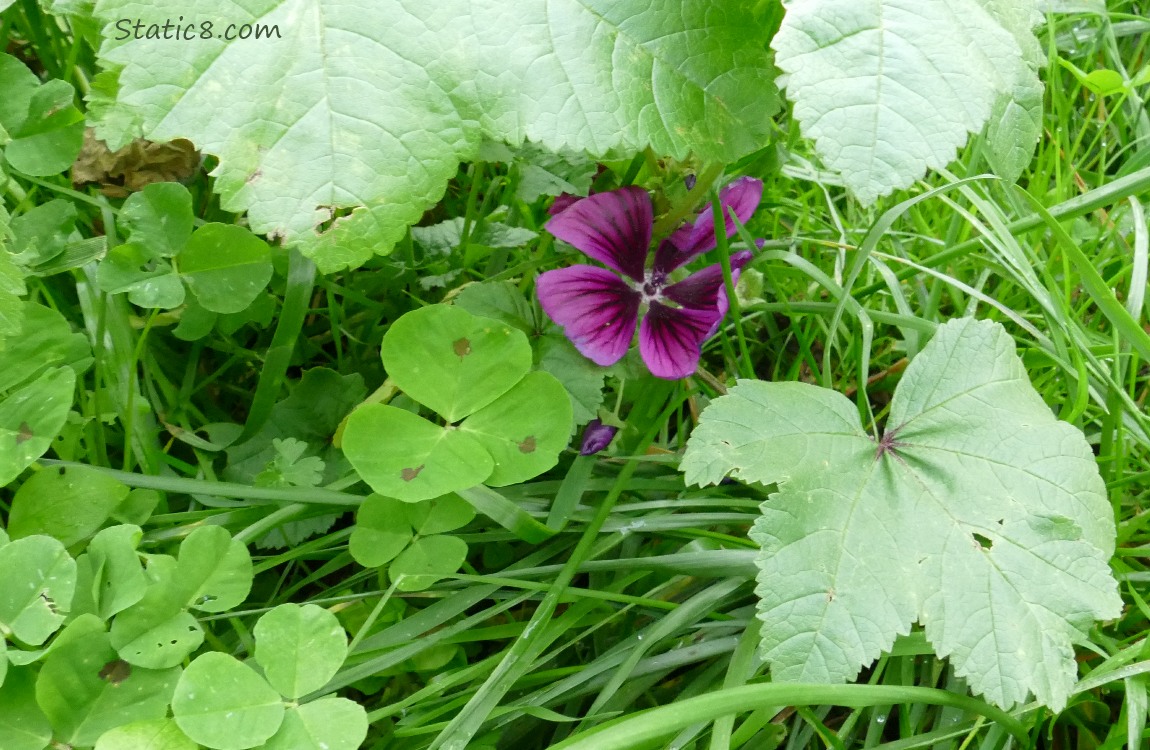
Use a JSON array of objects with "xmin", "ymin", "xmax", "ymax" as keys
[
  {"xmin": 683, "ymin": 318, "xmax": 1122, "ymax": 710},
  {"xmin": 772, "ymin": 0, "xmax": 1042, "ymax": 202},
  {"xmin": 93, "ymin": 1, "xmax": 777, "ymax": 271}
]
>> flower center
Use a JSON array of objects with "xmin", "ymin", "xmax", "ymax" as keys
[{"xmin": 638, "ymin": 271, "xmax": 667, "ymax": 303}]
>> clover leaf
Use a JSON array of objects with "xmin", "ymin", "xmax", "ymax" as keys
[
  {"xmin": 682, "ymin": 318, "xmax": 1122, "ymax": 711},
  {"xmin": 343, "ymin": 305, "xmax": 572, "ymax": 502},
  {"xmin": 349, "ymin": 494, "xmax": 475, "ymax": 592},
  {"xmin": 173, "ymin": 609, "xmax": 365, "ymax": 750}
]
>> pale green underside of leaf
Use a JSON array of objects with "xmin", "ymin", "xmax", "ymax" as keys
[
  {"xmin": 93, "ymin": 0, "xmax": 778, "ymax": 272},
  {"xmin": 772, "ymin": 0, "xmax": 1042, "ymax": 203},
  {"xmin": 682, "ymin": 318, "xmax": 1121, "ymax": 711}
]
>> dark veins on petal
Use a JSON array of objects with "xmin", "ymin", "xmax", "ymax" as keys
[
  {"xmin": 639, "ymin": 302, "xmax": 720, "ymax": 380},
  {"xmin": 663, "ymin": 251, "xmax": 753, "ymax": 310},
  {"xmin": 544, "ymin": 187, "xmax": 650, "ymax": 281},
  {"xmin": 535, "ymin": 265, "xmax": 641, "ymax": 366}
]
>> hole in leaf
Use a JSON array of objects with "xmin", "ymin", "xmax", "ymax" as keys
[
  {"xmin": 16, "ymin": 422, "xmax": 34, "ymax": 444},
  {"xmin": 518, "ymin": 436, "xmax": 537, "ymax": 454},
  {"xmin": 972, "ymin": 533, "xmax": 993, "ymax": 550},
  {"xmin": 401, "ymin": 465, "xmax": 425, "ymax": 482},
  {"xmin": 453, "ymin": 337, "xmax": 471, "ymax": 357},
  {"xmin": 98, "ymin": 659, "xmax": 132, "ymax": 685},
  {"xmin": 314, "ymin": 205, "xmax": 353, "ymax": 234},
  {"xmin": 825, "ymin": 588, "xmax": 835, "ymax": 603}
]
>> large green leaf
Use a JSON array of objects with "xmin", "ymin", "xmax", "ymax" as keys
[
  {"xmin": 92, "ymin": 1, "xmax": 778, "ymax": 271},
  {"xmin": 682, "ymin": 318, "xmax": 1121, "ymax": 711},
  {"xmin": 772, "ymin": 0, "xmax": 1041, "ymax": 202}
]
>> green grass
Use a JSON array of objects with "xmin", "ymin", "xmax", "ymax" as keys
[{"xmin": 3, "ymin": 2, "xmax": 1150, "ymax": 749}]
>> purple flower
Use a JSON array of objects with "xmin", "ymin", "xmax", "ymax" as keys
[
  {"xmin": 579, "ymin": 419, "xmax": 618, "ymax": 455},
  {"xmin": 536, "ymin": 177, "xmax": 762, "ymax": 379}
]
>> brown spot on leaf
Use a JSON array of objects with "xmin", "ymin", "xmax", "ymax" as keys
[
  {"xmin": 826, "ymin": 588, "xmax": 835, "ymax": 603},
  {"xmin": 99, "ymin": 659, "xmax": 132, "ymax": 685},
  {"xmin": 401, "ymin": 465, "xmax": 425, "ymax": 482},
  {"xmin": 518, "ymin": 436, "xmax": 537, "ymax": 454},
  {"xmin": 16, "ymin": 422, "xmax": 34, "ymax": 444},
  {"xmin": 453, "ymin": 338, "xmax": 471, "ymax": 357}
]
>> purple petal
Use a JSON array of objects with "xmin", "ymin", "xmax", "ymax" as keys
[
  {"xmin": 653, "ymin": 177, "xmax": 763, "ymax": 273},
  {"xmin": 579, "ymin": 418, "xmax": 618, "ymax": 455},
  {"xmin": 663, "ymin": 251, "xmax": 753, "ymax": 311},
  {"xmin": 536, "ymin": 265, "xmax": 640, "ymax": 367},
  {"xmin": 548, "ymin": 193, "xmax": 583, "ymax": 216},
  {"xmin": 545, "ymin": 187, "xmax": 651, "ymax": 281},
  {"xmin": 638, "ymin": 302, "xmax": 721, "ymax": 380}
]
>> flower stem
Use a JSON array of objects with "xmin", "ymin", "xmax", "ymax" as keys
[
  {"xmin": 651, "ymin": 162, "xmax": 725, "ymax": 237},
  {"xmin": 711, "ymin": 189, "xmax": 754, "ymax": 379}
]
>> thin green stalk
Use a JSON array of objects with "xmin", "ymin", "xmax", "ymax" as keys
[
  {"xmin": 711, "ymin": 190, "xmax": 753, "ymax": 379},
  {"xmin": 121, "ymin": 307, "xmax": 159, "ymax": 470},
  {"xmin": 853, "ymin": 165, "xmax": 1150, "ymax": 298},
  {"xmin": 548, "ymin": 684, "xmax": 1029, "ymax": 750},
  {"xmin": 430, "ymin": 401, "xmax": 680, "ymax": 750},
  {"xmin": 232, "ymin": 502, "xmax": 307, "ymax": 544},
  {"xmin": 237, "ymin": 248, "xmax": 316, "ymax": 443},
  {"xmin": 38, "ymin": 460, "xmax": 365, "ymax": 506},
  {"xmin": 652, "ymin": 163, "xmax": 725, "ymax": 237}
]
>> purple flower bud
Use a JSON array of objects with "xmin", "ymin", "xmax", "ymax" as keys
[
  {"xmin": 684, "ymin": 173, "xmax": 697, "ymax": 191},
  {"xmin": 579, "ymin": 419, "xmax": 618, "ymax": 455}
]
